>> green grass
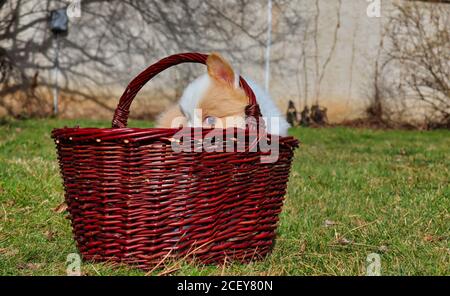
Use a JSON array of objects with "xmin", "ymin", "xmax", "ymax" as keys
[{"xmin": 0, "ymin": 118, "xmax": 448, "ymax": 275}]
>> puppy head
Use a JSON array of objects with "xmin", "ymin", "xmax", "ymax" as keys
[
  {"xmin": 180, "ymin": 53, "xmax": 248, "ymax": 129},
  {"xmin": 200, "ymin": 53, "xmax": 248, "ymax": 129}
]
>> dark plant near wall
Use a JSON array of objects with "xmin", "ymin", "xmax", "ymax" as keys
[{"xmin": 286, "ymin": 100, "xmax": 299, "ymax": 126}]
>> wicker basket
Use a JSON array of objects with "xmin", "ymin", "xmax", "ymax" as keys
[{"xmin": 52, "ymin": 53, "xmax": 299, "ymax": 270}]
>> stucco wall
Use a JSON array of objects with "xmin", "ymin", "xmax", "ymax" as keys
[{"xmin": 3, "ymin": 0, "xmax": 445, "ymax": 123}]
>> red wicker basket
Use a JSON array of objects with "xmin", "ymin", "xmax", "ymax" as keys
[{"xmin": 52, "ymin": 53, "xmax": 298, "ymax": 270}]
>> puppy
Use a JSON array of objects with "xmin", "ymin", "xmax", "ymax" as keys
[{"xmin": 156, "ymin": 53, "xmax": 289, "ymax": 136}]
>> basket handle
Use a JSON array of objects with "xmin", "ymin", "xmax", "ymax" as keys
[{"xmin": 111, "ymin": 52, "xmax": 263, "ymax": 129}]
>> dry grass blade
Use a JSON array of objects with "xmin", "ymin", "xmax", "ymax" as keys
[{"xmin": 53, "ymin": 202, "xmax": 68, "ymax": 214}]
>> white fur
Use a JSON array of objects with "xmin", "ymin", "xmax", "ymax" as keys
[
  {"xmin": 179, "ymin": 74, "xmax": 210, "ymax": 127},
  {"xmin": 179, "ymin": 74, "xmax": 290, "ymax": 136},
  {"xmin": 244, "ymin": 77, "xmax": 290, "ymax": 136}
]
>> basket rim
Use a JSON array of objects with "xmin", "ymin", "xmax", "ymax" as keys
[{"xmin": 51, "ymin": 126, "xmax": 299, "ymax": 147}]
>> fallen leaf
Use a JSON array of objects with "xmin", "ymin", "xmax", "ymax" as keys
[
  {"xmin": 53, "ymin": 202, "xmax": 68, "ymax": 214},
  {"xmin": 324, "ymin": 219, "xmax": 339, "ymax": 227},
  {"xmin": 423, "ymin": 235, "xmax": 445, "ymax": 243},
  {"xmin": 337, "ymin": 237, "xmax": 352, "ymax": 245},
  {"xmin": 17, "ymin": 206, "xmax": 32, "ymax": 214},
  {"xmin": 299, "ymin": 241, "xmax": 307, "ymax": 254},
  {"xmin": 17, "ymin": 263, "xmax": 43, "ymax": 270},
  {"xmin": 423, "ymin": 235, "xmax": 434, "ymax": 242},
  {"xmin": 0, "ymin": 248, "xmax": 19, "ymax": 256},
  {"xmin": 44, "ymin": 230, "xmax": 56, "ymax": 240},
  {"xmin": 353, "ymin": 218, "xmax": 368, "ymax": 227},
  {"xmin": 4, "ymin": 200, "xmax": 14, "ymax": 207},
  {"xmin": 378, "ymin": 245, "xmax": 389, "ymax": 253}
]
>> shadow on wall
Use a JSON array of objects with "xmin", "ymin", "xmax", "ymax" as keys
[
  {"xmin": 0, "ymin": 90, "xmax": 169, "ymax": 121},
  {"xmin": 1, "ymin": 88, "xmax": 370, "ymax": 125}
]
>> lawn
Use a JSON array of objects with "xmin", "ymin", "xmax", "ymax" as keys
[{"xmin": 0, "ymin": 118, "xmax": 448, "ymax": 275}]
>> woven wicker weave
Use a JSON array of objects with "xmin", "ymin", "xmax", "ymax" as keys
[{"xmin": 52, "ymin": 53, "xmax": 299, "ymax": 270}]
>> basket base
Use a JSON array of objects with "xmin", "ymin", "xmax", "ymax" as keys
[{"xmin": 79, "ymin": 245, "xmax": 273, "ymax": 272}]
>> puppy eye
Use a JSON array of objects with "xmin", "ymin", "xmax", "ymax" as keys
[{"xmin": 203, "ymin": 116, "xmax": 217, "ymax": 126}]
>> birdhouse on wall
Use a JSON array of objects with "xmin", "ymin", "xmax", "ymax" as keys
[{"xmin": 50, "ymin": 8, "xmax": 68, "ymax": 35}]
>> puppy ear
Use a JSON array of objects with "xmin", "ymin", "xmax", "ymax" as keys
[{"xmin": 206, "ymin": 53, "xmax": 235, "ymax": 86}]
